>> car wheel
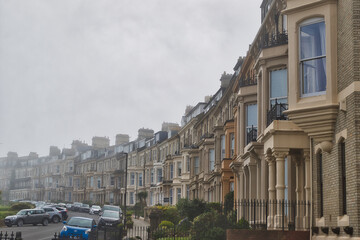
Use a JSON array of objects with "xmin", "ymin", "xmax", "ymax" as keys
[
  {"xmin": 33, "ymin": 223, "xmax": 37, "ymax": 226},
  {"xmin": 52, "ymin": 216, "xmax": 60, "ymax": 223},
  {"xmin": 6, "ymin": 223, "xmax": 12, "ymax": 227},
  {"xmin": 17, "ymin": 219, "xmax": 24, "ymax": 227},
  {"xmin": 42, "ymin": 218, "xmax": 49, "ymax": 226}
]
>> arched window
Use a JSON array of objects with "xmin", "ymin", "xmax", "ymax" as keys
[
  {"xmin": 339, "ymin": 140, "xmax": 347, "ymax": 215},
  {"xmin": 317, "ymin": 151, "xmax": 324, "ymax": 217}
]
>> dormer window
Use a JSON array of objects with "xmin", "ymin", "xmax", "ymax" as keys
[{"xmin": 299, "ymin": 18, "xmax": 326, "ymax": 97}]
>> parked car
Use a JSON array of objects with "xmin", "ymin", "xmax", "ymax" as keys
[
  {"xmin": 65, "ymin": 203, "xmax": 72, "ymax": 210},
  {"xmin": 71, "ymin": 202, "xmax": 82, "ymax": 212},
  {"xmin": 5, "ymin": 209, "xmax": 50, "ymax": 227},
  {"xmin": 60, "ymin": 217, "xmax": 97, "ymax": 240},
  {"xmin": 89, "ymin": 205, "xmax": 101, "ymax": 215},
  {"xmin": 47, "ymin": 205, "xmax": 68, "ymax": 220},
  {"xmin": 42, "ymin": 206, "xmax": 62, "ymax": 223},
  {"xmin": 100, "ymin": 205, "xmax": 122, "ymax": 218},
  {"xmin": 98, "ymin": 210, "xmax": 121, "ymax": 229},
  {"xmin": 80, "ymin": 204, "xmax": 90, "ymax": 213}
]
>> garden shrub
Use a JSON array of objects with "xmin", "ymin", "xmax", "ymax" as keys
[
  {"xmin": 10, "ymin": 202, "xmax": 35, "ymax": 211},
  {"xmin": 236, "ymin": 217, "xmax": 250, "ymax": 229},
  {"xmin": 223, "ymin": 191, "xmax": 234, "ymax": 215},
  {"xmin": 206, "ymin": 202, "xmax": 221, "ymax": 213},
  {"xmin": 191, "ymin": 210, "xmax": 228, "ymax": 240},
  {"xmin": 177, "ymin": 218, "xmax": 192, "ymax": 233},
  {"xmin": 159, "ymin": 220, "xmax": 174, "ymax": 229},
  {"xmin": 176, "ymin": 198, "xmax": 206, "ymax": 221}
]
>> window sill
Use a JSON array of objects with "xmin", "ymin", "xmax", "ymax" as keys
[{"xmin": 337, "ymin": 214, "xmax": 349, "ymax": 227}]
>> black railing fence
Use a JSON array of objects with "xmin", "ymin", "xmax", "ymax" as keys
[
  {"xmin": 0, "ymin": 232, "xmax": 22, "ymax": 240},
  {"xmin": 224, "ymin": 199, "xmax": 311, "ymax": 231},
  {"xmin": 267, "ymin": 100, "xmax": 288, "ymax": 126},
  {"xmin": 261, "ymin": 31, "xmax": 288, "ymax": 49},
  {"xmin": 52, "ymin": 226, "xmax": 189, "ymax": 240},
  {"xmin": 246, "ymin": 126, "xmax": 257, "ymax": 145}
]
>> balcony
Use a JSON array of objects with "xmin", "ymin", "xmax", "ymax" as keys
[
  {"xmin": 200, "ymin": 133, "xmax": 214, "ymax": 140},
  {"xmin": 261, "ymin": 31, "xmax": 288, "ymax": 49},
  {"xmin": 239, "ymin": 77, "xmax": 257, "ymax": 88},
  {"xmin": 246, "ymin": 126, "xmax": 258, "ymax": 145},
  {"xmin": 267, "ymin": 100, "xmax": 288, "ymax": 127}
]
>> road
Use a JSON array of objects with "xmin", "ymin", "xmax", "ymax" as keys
[{"xmin": 0, "ymin": 211, "xmax": 99, "ymax": 240}]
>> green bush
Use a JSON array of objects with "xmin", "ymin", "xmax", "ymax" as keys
[
  {"xmin": 176, "ymin": 198, "xmax": 207, "ymax": 221},
  {"xmin": 191, "ymin": 210, "xmax": 228, "ymax": 240},
  {"xmin": 224, "ymin": 191, "xmax": 234, "ymax": 215},
  {"xmin": 161, "ymin": 206, "xmax": 180, "ymax": 225},
  {"xmin": 159, "ymin": 220, "xmax": 174, "ymax": 229},
  {"xmin": 10, "ymin": 202, "xmax": 35, "ymax": 211},
  {"xmin": 177, "ymin": 218, "xmax": 192, "ymax": 233},
  {"xmin": 206, "ymin": 202, "xmax": 221, "ymax": 213},
  {"xmin": 235, "ymin": 218, "xmax": 250, "ymax": 229}
]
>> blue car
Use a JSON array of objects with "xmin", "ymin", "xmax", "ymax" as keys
[{"xmin": 60, "ymin": 217, "xmax": 97, "ymax": 240}]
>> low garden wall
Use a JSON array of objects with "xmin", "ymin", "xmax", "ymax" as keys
[{"xmin": 227, "ymin": 229, "xmax": 310, "ymax": 240}]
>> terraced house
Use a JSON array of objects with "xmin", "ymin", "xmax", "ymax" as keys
[
  {"xmin": 228, "ymin": 0, "xmax": 360, "ymax": 239},
  {"xmin": 1, "ymin": 0, "xmax": 360, "ymax": 239}
]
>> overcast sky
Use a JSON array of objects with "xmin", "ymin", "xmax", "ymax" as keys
[{"xmin": 0, "ymin": 0, "xmax": 261, "ymax": 157}]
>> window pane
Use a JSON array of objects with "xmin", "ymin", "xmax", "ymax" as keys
[
  {"xmin": 300, "ymin": 21, "xmax": 325, "ymax": 59},
  {"xmin": 270, "ymin": 69, "xmax": 287, "ymax": 100},
  {"xmin": 246, "ymin": 104, "xmax": 257, "ymax": 127},
  {"xmin": 302, "ymin": 57, "xmax": 326, "ymax": 94}
]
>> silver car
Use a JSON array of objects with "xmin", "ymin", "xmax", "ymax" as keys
[{"xmin": 42, "ymin": 206, "xmax": 62, "ymax": 223}]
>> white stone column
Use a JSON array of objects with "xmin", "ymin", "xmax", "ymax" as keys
[
  {"xmin": 295, "ymin": 155, "xmax": 304, "ymax": 229},
  {"xmin": 274, "ymin": 151, "xmax": 288, "ymax": 228},
  {"xmin": 248, "ymin": 163, "xmax": 257, "ymax": 200},
  {"xmin": 266, "ymin": 153, "xmax": 276, "ymax": 228},
  {"xmin": 256, "ymin": 159, "xmax": 262, "ymax": 200},
  {"xmin": 303, "ymin": 151, "xmax": 311, "ymax": 228},
  {"xmin": 239, "ymin": 100, "xmax": 245, "ymax": 155}
]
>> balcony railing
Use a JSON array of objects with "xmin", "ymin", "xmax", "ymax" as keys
[
  {"xmin": 267, "ymin": 100, "xmax": 288, "ymax": 127},
  {"xmin": 261, "ymin": 31, "xmax": 288, "ymax": 49},
  {"xmin": 200, "ymin": 133, "xmax": 214, "ymax": 140},
  {"xmin": 239, "ymin": 77, "xmax": 257, "ymax": 88},
  {"xmin": 246, "ymin": 126, "xmax": 258, "ymax": 145}
]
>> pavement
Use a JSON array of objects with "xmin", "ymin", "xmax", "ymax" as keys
[{"xmin": 132, "ymin": 216, "xmax": 150, "ymax": 227}]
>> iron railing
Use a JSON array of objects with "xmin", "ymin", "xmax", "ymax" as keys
[
  {"xmin": 261, "ymin": 31, "xmax": 288, "ymax": 49},
  {"xmin": 267, "ymin": 100, "xmax": 288, "ymax": 126},
  {"xmin": 239, "ymin": 77, "xmax": 257, "ymax": 87},
  {"xmin": 227, "ymin": 199, "xmax": 311, "ymax": 231},
  {"xmin": 0, "ymin": 231, "xmax": 22, "ymax": 240},
  {"xmin": 246, "ymin": 126, "xmax": 257, "ymax": 145}
]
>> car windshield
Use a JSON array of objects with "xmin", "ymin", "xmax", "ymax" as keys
[
  {"xmin": 103, "ymin": 206, "xmax": 119, "ymax": 212},
  {"xmin": 16, "ymin": 210, "xmax": 27, "ymax": 216},
  {"xmin": 82, "ymin": 204, "xmax": 89, "ymax": 208},
  {"xmin": 67, "ymin": 218, "xmax": 92, "ymax": 228},
  {"xmin": 102, "ymin": 211, "xmax": 119, "ymax": 218},
  {"xmin": 92, "ymin": 206, "xmax": 100, "ymax": 209}
]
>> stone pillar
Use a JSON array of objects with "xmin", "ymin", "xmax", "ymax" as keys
[
  {"xmin": 303, "ymin": 151, "xmax": 311, "ymax": 228},
  {"xmin": 239, "ymin": 101, "xmax": 245, "ymax": 155},
  {"xmin": 274, "ymin": 150, "xmax": 288, "ymax": 228},
  {"xmin": 295, "ymin": 155, "xmax": 304, "ymax": 229},
  {"xmin": 256, "ymin": 159, "xmax": 262, "ymax": 200},
  {"xmin": 248, "ymin": 163, "xmax": 257, "ymax": 200},
  {"xmin": 266, "ymin": 153, "xmax": 276, "ymax": 228}
]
